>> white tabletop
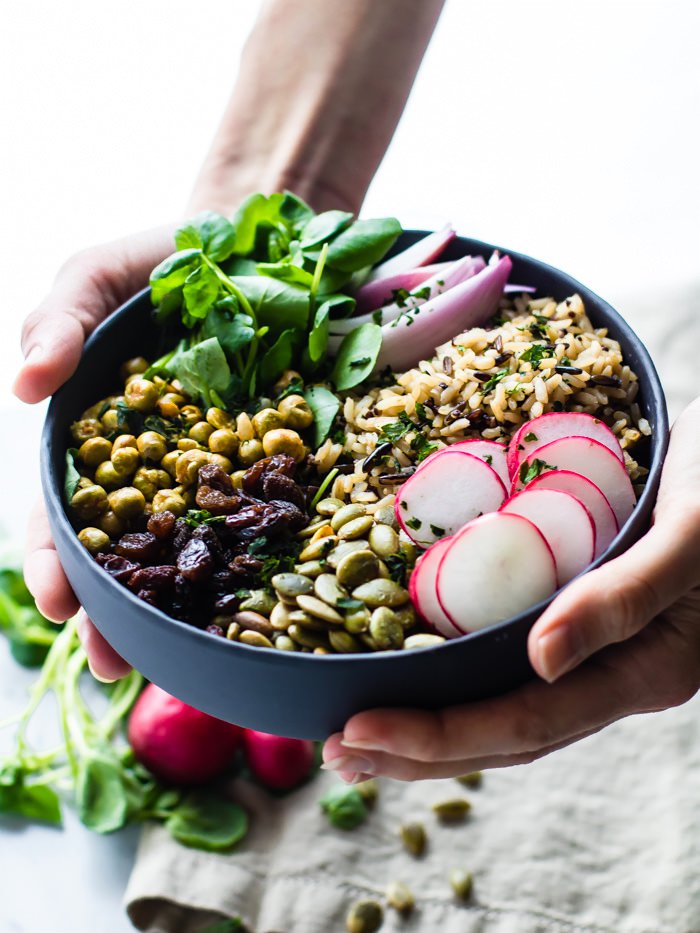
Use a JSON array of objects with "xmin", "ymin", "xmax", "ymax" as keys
[{"xmin": 1, "ymin": 1, "xmax": 698, "ymax": 930}]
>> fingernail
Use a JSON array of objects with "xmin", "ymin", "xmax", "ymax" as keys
[
  {"xmin": 87, "ymin": 660, "xmax": 116, "ymax": 684},
  {"xmin": 321, "ymin": 754, "xmax": 375, "ymax": 775},
  {"xmin": 23, "ymin": 344, "xmax": 44, "ymax": 365},
  {"xmin": 536, "ymin": 626, "xmax": 582, "ymax": 682},
  {"xmin": 339, "ymin": 738, "xmax": 389, "ymax": 753}
]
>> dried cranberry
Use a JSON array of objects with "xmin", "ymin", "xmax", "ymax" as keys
[
  {"xmin": 176, "ymin": 538, "xmax": 214, "ymax": 583},
  {"xmin": 115, "ymin": 532, "xmax": 160, "ymax": 563}
]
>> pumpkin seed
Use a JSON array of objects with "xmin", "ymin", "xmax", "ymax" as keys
[
  {"xmin": 288, "ymin": 609, "xmax": 326, "ymax": 630},
  {"xmin": 368, "ymin": 523, "xmax": 400, "ymax": 558},
  {"xmin": 238, "ymin": 590, "xmax": 276, "ymax": 616},
  {"xmin": 225, "ymin": 622, "xmax": 240, "ymax": 641},
  {"xmin": 274, "ymin": 635, "xmax": 296, "ymax": 651},
  {"xmin": 337, "ymin": 515, "xmax": 374, "ymax": 540},
  {"xmin": 399, "ymin": 821, "xmax": 426, "ymax": 857},
  {"xmin": 352, "ymin": 578, "xmax": 409, "ymax": 608},
  {"xmin": 328, "ymin": 629, "xmax": 363, "ymax": 653},
  {"xmin": 330, "ymin": 503, "xmax": 367, "ymax": 532},
  {"xmin": 326, "ymin": 539, "xmax": 369, "ymax": 569},
  {"xmin": 455, "ymin": 771, "xmax": 482, "ymax": 789},
  {"xmin": 270, "ymin": 602, "xmax": 291, "ymax": 631},
  {"xmin": 403, "ymin": 633, "xmax": 446, "ymax": 649},
  {"xmin": 287, "ymin": 624, "xmax": 328, "ymax": 649},
  {"xmin": 335, "ymin": 549, "xmax": 380, "ymax": 588},
  {"xmin": 238, "ymin": 630, "xmax": 274, "ymax": 648},
  {"xmin": 314, "ymin": 645, "xmax": 331, "ymax": 655},
  {"xmin": 369, "ymin": 607, "xmax": 404, "ymax": 649},
  {"xmin": 346, "ymin": 899, "xmax": 383, "ymax": 933},
  {"xmin": 271, "ymin": 572, "xmax": 314, "ymax": 599},
  {"xmin": 310, "ymin": 522, "xmax": 334, "ymax": 544},
  {"xmin": 297, "ymin": 516, "xmax": 328, "ymax": 538},
  {"xmin": 232, "ymin": 610, "xmax": 274, "ymax": 638},
  {"xmin": 449, "ymin": 868, "xmax": 473, "ymax": 900},
  {"xmin": 316, "ymin": 496, "xmax": 345, "ymax": 516},
  {"xmin": 294, "ymin": 560, "xmax": 326, "ymax": 577},
  {"xmin": 356, "ymin": 778, "xmax": 378, "ymax": 807},
  {"xmin": 386, "ymin": 881, "xmax": 415, "ymax": 915},
  {"xmin": 432, "ymin": 798, "xmax": 471, "ymax": 823},
  {"xmin": 375, "ymin": 559, "xmax": 391, "ymax": 580},
  {"xmin": 314, "ymin": 573, "xmax": 349, "ymax": 607},
  {"xmin": 393, "ymin": 603, "xmax": 417, "ymax": 630},
  {"xmin": 296, "ymin": 594, "xmax": 344, "ymax": 625},
  {"xmin": 344, "ymin": 606, "xmax": 371, "ymax": 634},
  {"xmin": 373, "ymin": 504, "xmax": 398, "ymax": 529},
  {"xmin": 299, "ymin": 535, "xmax": 338, "ymax": 562}
]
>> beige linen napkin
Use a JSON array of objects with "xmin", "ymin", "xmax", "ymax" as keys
[{"xmin": 125, "ymin": 287, "xmax": 700, "ymax": 933}]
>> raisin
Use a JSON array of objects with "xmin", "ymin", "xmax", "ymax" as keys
[
  {"xmin": 261, "ymin": 472, "xmax": 306, "ymax": 509},
  {"xmin": 128, "ymin": 565, "xmax": 177, "ymax": 592},
  {"xmin": 198, "ymin": 462, "xmax": 234, "ymax": 493},
  {"xmin": 266, "ymin": 499, "xmax": 306, "ymax": 533},
  {"xmin": 115, "ymin": 532, "xmax": 161, "ymax": 563},
  {"xmin": 147, "ymin": 511, "xmax": 176, "ymax": 541},
  {"xmin": 172, "ymin": 519, "xmax": 192, "ymax": 552},
  {"xmin": 205, "ymin": 623, "xmax": 225, "ymax": 637},
  {"xmin": 136, "ymin": 588, "xmax": 159, "ymax": 606},
  {"xmin": 228, "ymin": 554, "xmax": 264, "ymax": 579},
  {"xmin": 242, "ymin": 454, "xmax": 296, "ymax": 496},
  {"xmin": 96, "ymin": 553, "xmax": 140, "ymax": 583},
  {"xmin": 176, "ymin": 538, "xmax": 214, "ymax": 583},
  {"xmin": 214, "ymin": 594, "xmax": 240, "ymax": 613},
  {"xmin": 195, "ymin": 485, "xmax": 243, "ymax": 515}
]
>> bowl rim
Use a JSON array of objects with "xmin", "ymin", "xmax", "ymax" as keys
[{"xmin": 42, "ymin": 230, "xmax": 669, "ymax": 668}]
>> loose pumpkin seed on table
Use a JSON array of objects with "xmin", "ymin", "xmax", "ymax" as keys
[
  {"xmin": 399, "ymin": 820, "xmax": 427, "ymax": 857},
  {"xmin": 456, "ymin": 771, "xmax": 483, "ymax": 789},
  {"xmin": 386, "ymin": 881, "xmax": 415, "ymax": 915},
  {"xmin": 346, "ymin": 899, "xmax": 383, "ymax": 933},
  {"xmin": 432, "ymin": 798, "xmax": 472, "ymax": 824},
  {"xmin": 449, "ymin": 868, "xmax": 474, "ymax": 901}
]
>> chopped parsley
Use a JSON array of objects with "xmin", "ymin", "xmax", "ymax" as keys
[
  {"xmin": 406, "ymin": 517, "xmax": 422, "ymax": 531},
  {"xmin": 385, "ymin": 550, "xmax": 411, "ymax": 587},
  {"xmin": 183, "ymin": 509, "xmax": 226, "ymax": 528},
  {"xmin": 400, "ymin": 500, "xmax": 408, "ymax": 510},
  {"xmin": 481, "ymin": 368, "xmax": 510, "ymax": 393},
  {"xmin": 350, "ymin": 356, "xmax": 371, "ymax": 368},
  {"xmin": 518, "ymin": 344, "xmax": 550, "ymax": 366},
  {"xmin": 247, "ymin": 535, "xmax": 303, "ymax": 585},
  {"xmin": 430, "ymin": 524, "xmax": 445, "ymax": 537},
  {"xmin": 379, "ymin": 408, "xmax": 436, "ymax": 461},
  {"xmin": 523, "ymin": 432, "xmax": 538, "ymax": 442},
  {"xmin": 144, "ymin": 413, "xmax": 183, "ymax": 440},
  {"xmin": 336, "ymin": 597, "xmax": 364, "ymax": 611},
  {"xmin": 483, "ymin": 454, "xmax": 493, "ymax": 465},
  {"xmin": 371, "ymin": 309, "xmax": 384, "ymax": 325},
  {"xmin": 518, "ymin": 458, "xmax": 556, "ymax": 485},
  {"xmin": 529, "ymin": 314, "xmax": 550, "ymax": 340}
]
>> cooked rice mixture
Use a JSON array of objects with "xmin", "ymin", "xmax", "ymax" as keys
[{"xmin": 312, "ymin": 293, "xmax": 650, "ymax": 506}]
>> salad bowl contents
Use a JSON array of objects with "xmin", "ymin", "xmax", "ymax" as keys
[{"xmin": 41, "ymin": 194, "xmax": 668, "ymax": 737}]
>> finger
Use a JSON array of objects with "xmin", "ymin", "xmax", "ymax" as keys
[
  {"xmin": 14, "ymin": 225, "xmax": 174, "ymax": 403},
  {"xmin": 24, "ymin": 500, "xmax": 80, "ymax": 622},
  {"xmin": 530, "ymin": 399, "xmax": 700, "ymax": 682},
  {"xmin": 76, "ymin": 610, "xmax": 132, "ymax": 683}
]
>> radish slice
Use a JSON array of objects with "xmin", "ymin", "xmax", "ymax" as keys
[
  {"xmin": 365, "ymin": 225, "xmax": 455, "ymax": 281},
  {"xmin": 422, "ymin": 440, "xmax": 509, "ymax": 489},
  {"xmin": 500, "ymin": 488, "xmax": 595, "ymax": 585},
  {"xmin": 507, "ymin": 412, "xmax": 624, "ymax": 479},
  {"xmin": 395, "ymin": 450, "xmax": 506, "ymax": 547},
  {"xmin": 409, "ymin": 538, "xmax": 461, "ymax": 638},
  {"xmin": 436, "ymin": 512, "xmax": 557, "ymax": 633},
  {"xmin": 526, "ymin": 470, "xmax": 619, "ymax": 558},
  {"xmin": 512, "ymin": 436, "xmax": 636, "ymax": 527}
]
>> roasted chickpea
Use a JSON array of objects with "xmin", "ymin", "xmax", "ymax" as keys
[
  {"xmin": 70, "ymin": 485, "xmax": 109, "ymax": 520},
  {"xmin": 277, "ymin": 394, "xmax": 313, "ymax": 430},
  {"xmin": 180, "ymin": 404, "xmax": 203, "ymax": 426},
  {"xmin": 112, "ymin": 434, "xmax": 137, "ymax": 452},
  {"xmin": 208, "ymin": 429, "xmax": 239, "ymax": 457},
  {"xmin": 252, "ymin": 408, "xmax": 285, "ymax": 438},
  {"xmin": 119, "ymin": 356, "xmax": 149, "ymax": 380},
  {"xmin": 236, "ymin": 412, "xmax": 255, "ymax": 441},
  {"xmin": 273, "ymin": 369, "xmax": 303, "ymax": 396},
  {"xmin": 206, "ymin": 407, "xmax": 234, "ymax": 430},
  {"xmin": 160, "ymin": 450, "xmax": 181, "ymax": 479},
  {"xmin": 108, "ymin": 486, "xmax": 146, "ymax": 520},
  {"xmin": 124, "ymin": 378, "xmax": 158, "ymax": 413},
  {"xmin": 76, "ymin": 476, "xmax": 94, "ymax": 491},
  {"xmin": 237, "ymin": 438, "xmax": 265, "ymax": 467},
  {"xmin": 111, "ymin": 446, "xmax": 140, "ymax": 477},
  {"xmin": 262, "ymin": 428, "xmax": 306, "ymax": 461},
  {"xmin": 78, "ymin": 527, "xmax": 111, "ymax": 555},
  {"xmin": 94, "ymin": 461, "xmax": 123, "ymax": 490},
  {"xmin": 81, "ymin": 400, "xmax": 108, "ymax": 421},
  {"xmin": 70, "ymin": 419, "xmax": 103, "ymax": 444},
  {"xmin": 230, "ymin": 470, "xmax": 246, "ymax": 490},
  {"xmin": 156, "ymin": 398, "xmax": 179, "ymax": 419},
  {"xmin": 132, "ymin": 466, "xmax": 169, "ymax": 500},
  {"xmin": 209, "ymin": 454, "xmax": 233, "ymax": 473},
  {"xmin": 78, "ymin": 437, "xmax": 112, "ymax": 467},
  {"xmin": 98, "ymin": 509, "xmax": 125, "ymax": 537},
  {"xmin": 136, "ymin": 431, "xmax": 168, "ymax": 462},
  {"xmin": 189, "ymin": 421, "xmax": 214, "ymax": 444},
  {"xmin": 100, "ymin": 409, "xmax": 120, "ymax": 432},
  {"xmin": 152, "ymin": 490, "xmax": 187, "ymax": 517},
  {"xmin": 175, "ymin": 449, "xmax": 211, "ymax": 485},
  {"xmin": 177, "ymin": 438, "xmax": 200, "ymax": 452},
  {"xmin": 173, "ymin": 484, "xmax": 196, "ymax": 508}
]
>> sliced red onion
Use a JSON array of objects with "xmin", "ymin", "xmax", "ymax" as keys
[
  {"xmin": 364, "ymin": 224, "xmax": 455, "ymax": 281},
  {"xmin": 372, "ymin": 254, "xmax": 513, "ymax": 373},
  {"xmin": 504, "ymin": 283, "xmax": 537, "ymax": 294},
  {"xmin": 355, "ymin": 267, "xmax": 442, "ymax": 313}
]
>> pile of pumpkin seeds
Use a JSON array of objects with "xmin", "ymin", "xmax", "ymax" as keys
[{"xmin": 222, "ymin": 495, "xmax": 447, "ymax": 654}]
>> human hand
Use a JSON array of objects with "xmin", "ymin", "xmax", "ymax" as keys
[
  {"xmin": 16, "ymin": 227, "xmax": 175, "ymax": 681},
  {"xmin": 322, "ymin": 399, "xmax": 700, "ymax": 781}
]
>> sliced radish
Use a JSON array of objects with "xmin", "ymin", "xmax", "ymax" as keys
[
  {"xmin": 527, "ymin": 470, "xmax": 619, "ymax": 558},
  {"xmin": 436, "ymin": 512, "xmax": 557, "ymax": 633},
  {"xmin": 366, "ymin": 225, "xmax": 455, "ymax": 281},
  {"xmin": 423, "ymin": 440, "xmax": 509, "ymax": 489},
  {"xmin": 395, "ymin": 450, "xmax": 506, "ymax": 547},
  {"xmin": 500, "ymin": 488, "xmax": 595, "ymax": 585},
  {"xmin": 507, "ymin": 412, "xmax": 624, "ymax": 479},
  {"xmin": 409, "ymin": 538, "xmax": 461, "ymax": 638},
  {"xmin": 512, "ymin": 436, "xmax": 636, "ymax": 527}
]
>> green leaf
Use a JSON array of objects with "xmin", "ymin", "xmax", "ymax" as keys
[
  {"xmin": 199, "ymin": 300, "xmax": 255, "ymax": 358},
  {"xmin": 150, "ymin": 248, "xmax": 202, "ymax": 304},
  {"xmin": 255, "ymin": 257, "xmax": 315, "ymax": 289},
  {"xmin": 9, "ymin": 635, "xmax": 52, "ymax": 668},
  {"xmin": 308, "ymin": 301, "xmax": 331, "ymax": 364},
  {"xmin": 231, "ymin": 193, "xmax": 288, "ymax": 256},
  {"xmin": 0, "ymin": 770, "xmax": 62, "ymax": 825},
  {"xmin": 518, "ymin": 458, "xmax": 556, "ymax": 486},
  {"xmin": 176, "ymin": 211, "xmax": 236, "ymax": 261},
  {"xmin": 300, "ymin": 210, "xmax": 354, "ymax": 250},
  {"xmin": 258, "ymin": 329, "xmax": 299, "ymax": 387},
  {"xmin": 168, "ymin": 338, "xmax": 231, "ymax": 408},
  {"xmin": 165, "ymin": 792, "xmax": 248, "ymax": 852},
  {"xmin": 323, "ymin": 217, "xmax": 402, "ymax": 273},
  {"xmin": 230, "ymin": 276, "xmax": 311, "ymax": 339},
  {"xmin": 76, "ymin": 754, "xmax": 129, "ymax": 833},
  {"xmin": 331, "ymin": 323, "xmax": 383, "ymax": 391},
  {"xmin": 278, "ymin": 190, "xmax": 315, "ymax": 229},
  {"xmin": 182, "ymin": 263, "xmax": 221, "ymax": 323},
  {"xmin": 320, "ymin": 783, "xmax": 368, "ymax": 830},
  {"xmin": 0, "ymin": 568, "xmax": 34, "ymax": 606},
  {"xmin": 303, "ymin": 386, "xmax": 341, "ymax": 447},
  {"xmin": 64, "ymin": 448, "xmax": 81, "ymax": 502}
]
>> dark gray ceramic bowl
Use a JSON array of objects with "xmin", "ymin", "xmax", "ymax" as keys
[{"xmin": 41, "ymin": 232, "xmax": 669, "ymax": 739}]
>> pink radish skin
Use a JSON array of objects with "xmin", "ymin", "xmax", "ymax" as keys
[
  {"xmin": 423, "ymin": 439, "xmax": 509, "ymax": 489},
  {"xmin": 242, "ymin": 730, "xmax": 315, "ymax": 791},
  {"xmin": 128, "ymin": 685, "xmax": 243, "ymax": 785},
  {"xmin": 366, "ymin": 225, "xmax": 455, "ymax": 281},
  {"xmin": 436, "ymin": 512, "xmax": 557, "ymax": 634},
  {"xmin": 527, "ymin": 470, "xmax": 619, "ymax": 558},
  {"xmin": 512, "ymin": 436, "xmax": 636, "ymax": 526},
  {"xmin": 507, "ymin": 411, "xmax": 624, "ymax": 479},
  {"xmin": 500, "ymin": 488, "xmax": 595, "ymax": 585},
  {"xmin": 395, "ymin": 450, "xmax": 506, "ymax": 547},
  {"xmin": 409, "ymin": 538, "xmax": 461, "ymax": 638}
]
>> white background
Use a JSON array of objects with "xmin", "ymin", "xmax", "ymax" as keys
[{"xmin": 0, "ymin": 1, "xmax": 698, "ymax": 930}]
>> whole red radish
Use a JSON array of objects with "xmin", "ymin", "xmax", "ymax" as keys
[
  {"xmin": 243, "ymin": 730, "xmax": 315, "ymax": 790},
  {"xmin": 128, "ymin": 684, "xmax": 242, "ymax": 785}
]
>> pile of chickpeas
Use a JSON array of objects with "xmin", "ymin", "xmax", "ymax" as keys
[{"xmin": 69, "ymin": 357, "xmax": 315, "ymax": 554}]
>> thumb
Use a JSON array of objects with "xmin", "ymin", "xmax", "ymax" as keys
[{"xmin": 14, "ymin": 225, "xmax": 174, "ymax": 403}]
